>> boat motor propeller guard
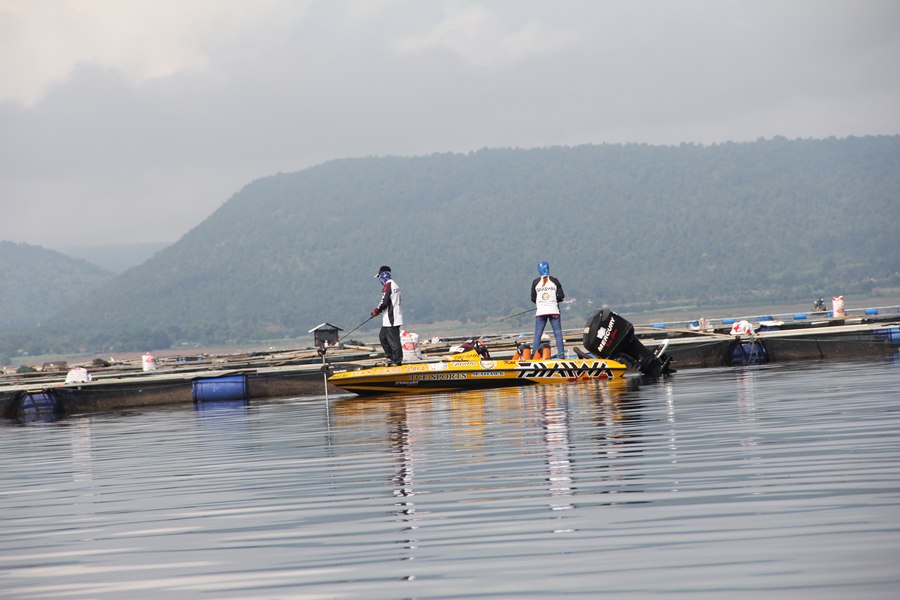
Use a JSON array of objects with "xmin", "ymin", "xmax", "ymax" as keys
[{"xmin": 582, "ymin": 308, "xmax": 675, "ymax": 377}]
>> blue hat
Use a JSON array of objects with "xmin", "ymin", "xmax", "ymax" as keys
[{"xmin": 537, "ymin": 260, "xmax": 550, "ymax": 276}]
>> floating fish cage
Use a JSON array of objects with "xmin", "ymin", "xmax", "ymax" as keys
[
  {"xmin": 16, "ymin": 390, "xmax": 59, "ymax": 421},
  {"xmin": 730, "ymin": 340, "xmax": 769, "ymax": 366}
]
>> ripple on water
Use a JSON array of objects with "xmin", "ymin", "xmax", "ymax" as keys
[{"xmin": 1, "ymin": 358, "xmax": 899, "ymax": 598}]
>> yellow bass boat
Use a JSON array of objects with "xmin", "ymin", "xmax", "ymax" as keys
[
  {"xmin": 328, "ymin": 346, "xmax": 627, "ymax": 396},
  {"xmin": 329, "ymin": 308, "xmax": 674, "ymax": 396}
]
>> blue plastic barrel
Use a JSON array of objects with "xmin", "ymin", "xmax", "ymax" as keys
[
  {"xmin": 757, "ymin": 315, "xmax": 773, "ymax": 322},
  {"xmin": 865, "ymin": 308, "xmax": 879, "ymax": 315},
  {"xmin": 192, "ymin": 374, "xmax": 248, "ymax": 403},
  {"xmin": 722, "ymin": 318, "xmax": 735, "ymax": 325},
  {"xmin": 651, "ymin": 323, "xmax": 666, "ymax": 329},
  {"xmin": 793, "ymin": 313, "xmax": 807, "ymax": 320}
]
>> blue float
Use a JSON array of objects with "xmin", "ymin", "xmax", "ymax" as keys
[
  {"xmin": 192, "ymin": 374, "xmax": 248, "ymax": 403},
  {"xmin": 793, "ymin": 313, "xmax": 807, "ymax": 320},
  {"xmin": 865, "ymin": 308, "xmax": 879, "ymax": 315}
]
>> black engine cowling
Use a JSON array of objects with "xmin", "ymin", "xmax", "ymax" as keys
[{"xmin": 583, "ymin": 308, "xmax": 674, "ymax": 377}]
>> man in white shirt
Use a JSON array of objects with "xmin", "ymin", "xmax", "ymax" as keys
[{"xmin": 371, "ymin": 265, "xmax": 404, "ymax": 365}]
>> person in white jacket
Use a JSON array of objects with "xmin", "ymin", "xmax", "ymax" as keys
[
  {"xmin": 531, "ymin": 260, "xmax": 565, "ymax": 358},
  {"xmin": 371, "ymin": 265, "xmax": 404, "ymax": 365}
]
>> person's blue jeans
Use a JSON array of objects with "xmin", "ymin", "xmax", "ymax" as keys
[{"xmin": 533, "ymin": 315, "xmax": 564, "ymax": 358}]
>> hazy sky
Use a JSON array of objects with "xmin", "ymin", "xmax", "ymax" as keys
[{"xmin": 2, "ymin": 0, "xmax": 898, "ymax": 248}]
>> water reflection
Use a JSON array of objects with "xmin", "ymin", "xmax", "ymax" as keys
[
  {"xmin": 735, "ymin": 368, "xmax": 761, "ymax": 449},
  {"xmin": 531, "ymin": 386, "xmax": 576, "ymax": 516},
  {"xmin": 662, "ymin": 376, "xmax": 679, "ymax": 477},
  {"xmin": 586, "ymin": 379, "xmax": 648, "ymax": 505},
  {"xmin": 388, "ymin": 400, "xmax": 419, "ymax": 572},
  {"xmin": 69, "ymin": 418, "xmax": 100, "ymax": 538},
  {"xmin": 3, "ymin": 362, "xmax": 900, "ymax": 598},
  {"xmin": 193, "ymin": 399, "xmax": 249, "ymax": 413},
  {"xmin": 336, "ymin": 379, "xmax": 648, "ymax": 527}
]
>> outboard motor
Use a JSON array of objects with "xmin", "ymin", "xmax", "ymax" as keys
[{"xmin": 583, "ymin": 308, "xmax": 674, "ymax": 377}]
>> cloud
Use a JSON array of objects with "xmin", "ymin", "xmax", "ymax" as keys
[
  {"xmin": 0, "ymin": 0, "xmax": 313, "ymax": 106},
  {"xmin": 0, "ymin": 0, "xmax": 898, "ymax": 249},
  {"xmin": 390, "ymin": 4, "xmax": 576, "ymax": 68}
]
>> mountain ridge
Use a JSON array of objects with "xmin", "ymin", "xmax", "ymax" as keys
[
  {"xmin": 0, "ymin": 241, "xmax": 113, "ymax": 333},
  {"xmin": 5, "ymin": 135, "xmax": 899, "ymax": 357}
]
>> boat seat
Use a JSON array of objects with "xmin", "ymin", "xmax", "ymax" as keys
[{"xmin": 573, "ymin": 346, "xmax": 594, "ymax": 359}]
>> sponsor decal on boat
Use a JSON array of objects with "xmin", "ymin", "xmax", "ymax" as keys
[
  {"xmin": 429, "ymin": 363, "xmax": 449, "ymax": 371},
  {"xmin": 412, "ymin": 373, "xmax": 469, "ymax": 381},
  {"xmin": 471, "ymin": 371, "xmax": 506, "ymax": 377},
  {"xmin": 516, "ymin": 361, "xmax": 614, "ymax": 380}
]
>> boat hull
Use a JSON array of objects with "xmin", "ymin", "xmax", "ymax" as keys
[{"xmin": 328, "ymin": 358, "xmax": 628, "ymax": 396}]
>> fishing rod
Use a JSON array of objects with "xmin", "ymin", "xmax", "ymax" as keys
[
  {"xmin": 342, "ymin": 308, "xmax": 530, "ymax": 344},
  {"xmin": 341, "ymin": 315, "xmax": 376, "ymax": 341},
  {"xmin": 482, "ymin": 308, "xmax": 533, "ymax": 328}
]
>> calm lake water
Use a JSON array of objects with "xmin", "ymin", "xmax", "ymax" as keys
[{"xmin": 2, "ymin": 357, "xmax": 899, "ymax": 599}]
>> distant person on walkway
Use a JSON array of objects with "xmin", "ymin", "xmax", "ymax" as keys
[
  {"xmin": 371, "ymin": 265, "xmax": 404, "ymax": 365},
  {"xmin": 531, "ymin": 260, "xmax": 565, "ymax": 359}
]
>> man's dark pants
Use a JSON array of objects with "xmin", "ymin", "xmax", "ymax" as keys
[{"xmin": 379, "ymin": 325, "xmax": 403, "ymax": 365}]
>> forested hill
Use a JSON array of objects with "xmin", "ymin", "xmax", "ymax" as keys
[
  {"xmin": 0, "ymin": 242, "xmax": 113, "ymax": 332},
  {"xmin": 17, "ymin": 135, "xmax": 900, "ymax": 354}
]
